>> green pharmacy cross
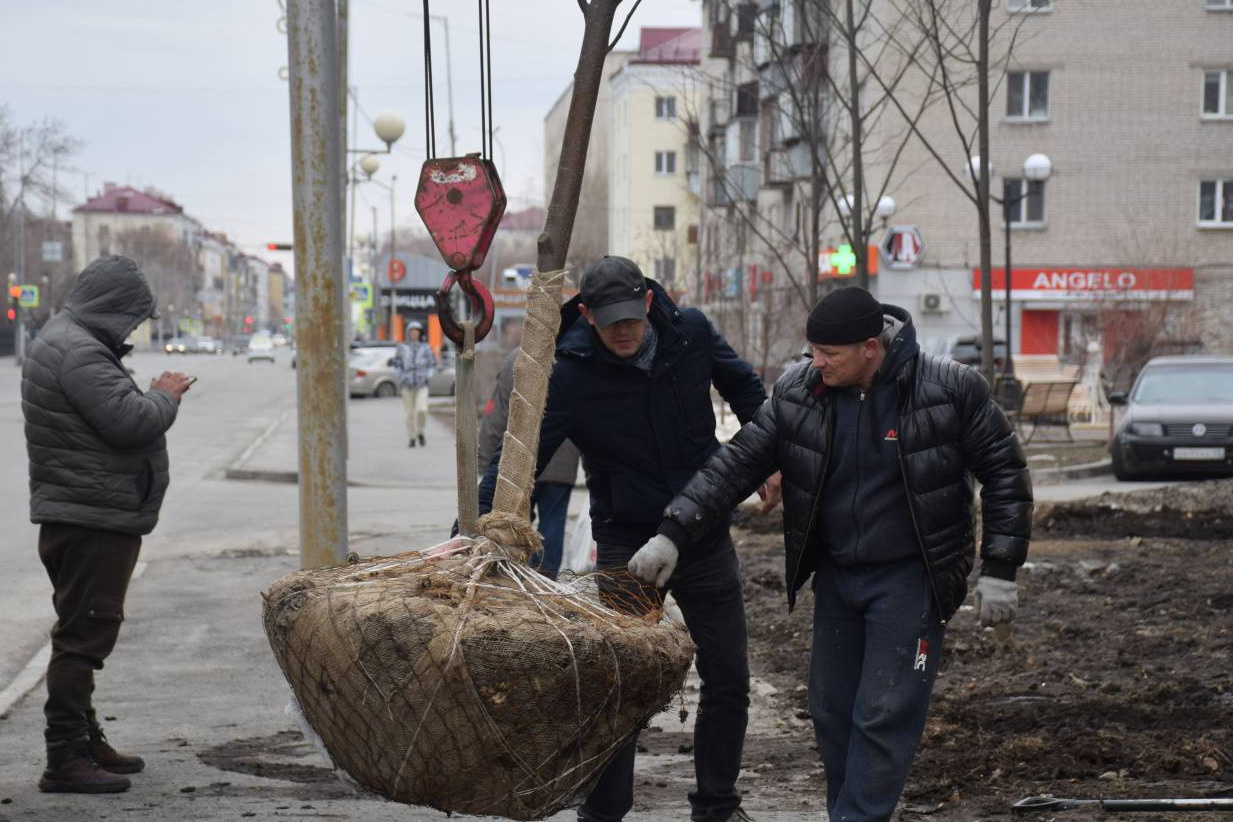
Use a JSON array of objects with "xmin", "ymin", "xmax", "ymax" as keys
[{"xmin": 830, "ymin": 245, "xmax": 857, "ymax": 276}]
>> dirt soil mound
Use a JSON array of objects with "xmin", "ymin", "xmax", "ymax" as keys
[{"xmin": 1037, "ymin": 478, "xmax": 1233, "ymax": 540}]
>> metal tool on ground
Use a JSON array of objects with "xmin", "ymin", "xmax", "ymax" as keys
[{"xmin": 1013, "ymin": 795, "xmax": 1233, "ymax": 813}]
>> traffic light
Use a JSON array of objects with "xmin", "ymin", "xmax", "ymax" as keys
[
  {"xmin": 266, "ymin": 242, "xmax": 293, "ymax": 251},
  {"xmin": 7, "ymin": 285, "xmax": 19, "ymax": 322},
  {"xmin": 6, "ymin": 309, "xmax": 14, "ymax": 322}
]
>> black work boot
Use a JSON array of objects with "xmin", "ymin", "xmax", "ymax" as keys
[
  {"xmin": 418, "ymin": 433, "xmax": 426, "ymax": 446},
  {"xmin": 88, "ymin": 722, "xmax": 145, "ymax": 774},
  {"xmin": 39, "ymin": 736, "xmax": 131, "ymax": 793}
]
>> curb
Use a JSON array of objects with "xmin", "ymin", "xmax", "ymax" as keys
[{"xmin": 1034, "ymin": 458, "xmax": 1113, "ymax": 481}]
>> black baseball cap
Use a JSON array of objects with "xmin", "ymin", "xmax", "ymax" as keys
[{"xmin": 580, "ymin": 256, "xmax": 648, "ymax": 328}]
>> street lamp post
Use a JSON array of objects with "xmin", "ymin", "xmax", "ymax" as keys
[{"xmin": 991, "ymin": 153, "xmax": 1052, "ymax": 377}]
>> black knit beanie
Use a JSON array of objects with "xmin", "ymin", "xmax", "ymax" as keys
[{"xmin": 806, "ymin": 286, "xmax": 884, "ymax": 345}]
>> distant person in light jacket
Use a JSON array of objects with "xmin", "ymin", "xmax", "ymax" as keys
[{"xmin": 394, "ymin": 320, "xmax": 437, "ymax": 447}]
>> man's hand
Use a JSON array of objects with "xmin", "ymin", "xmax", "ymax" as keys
[
  {"xmin": 627, "ymin": 534, "xmax": 679, "ymax": 588},
  {"xmin": 974, "ymin": 576, "xmax": 1018, "ymax": 627},
  {"xmin": 757, "ymin": 471, "xmax": 783, "ymax": 514},
  {"xmin": 150, "ymin": 372, "xmax": 193, "ymax": 403}
]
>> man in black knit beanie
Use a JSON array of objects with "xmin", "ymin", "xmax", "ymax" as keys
[{"xmin": 630, "ymin": 285, "xmax": 1033, "ymax": 822}]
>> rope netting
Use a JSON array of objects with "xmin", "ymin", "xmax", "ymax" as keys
[{"xmin": 264, "ymin": 518, "xmax": 694, "ymax": 818}]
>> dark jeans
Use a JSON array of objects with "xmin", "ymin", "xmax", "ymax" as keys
[
  {"xmin": 529, "ymin": 481, "xmax": 571, "ymax": 577},
  {"xmin": 809, "ymin": 556, "xmax": 945, "ymax": 822},
  {"xmin": 582, "ymin": 534, "xmax": 750, "ymax": 822},
  {"xmin": 38, "ymin": 523, "xmax": 142, "ymax": 743}
]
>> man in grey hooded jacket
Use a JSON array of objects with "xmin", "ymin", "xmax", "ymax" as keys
[{"xmin": 22, "ymin": 255, "xmax": 192, "ymax": 794}]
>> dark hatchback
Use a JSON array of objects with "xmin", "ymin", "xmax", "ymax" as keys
[{"xmin": 1109, "ymin": 356, "xmax": 1233, "ymax": 480}]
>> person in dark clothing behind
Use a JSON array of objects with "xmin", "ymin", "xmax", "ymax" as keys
[
  {"xmin": 22, "ymin": 255, "xmax": 193, "ymax": 794},
  {"xmin": 479, "ymin": 256, "xmax": 778, "ymax": 822},
  {"xmin": 628, "ymin": 286, "xmax": 1032, "ymax": 822}
]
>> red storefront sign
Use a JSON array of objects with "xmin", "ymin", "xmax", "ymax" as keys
[{"xmin": 970, "ymin": 268, "xmax": 1194, "ymax": 301}]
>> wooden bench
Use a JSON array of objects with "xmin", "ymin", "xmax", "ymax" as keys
[{"xmin": 1014, "ymin": 379, "xmax": 1080, "ymax": 443}]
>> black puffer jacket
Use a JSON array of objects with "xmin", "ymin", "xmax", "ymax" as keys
[
  {"xmin": 22, "ymin": 256, "xmax": 179, "ymax": 536},
  {"xmin": 660, "ymin": 305, "xmax": 1032, "ymax": 620}
]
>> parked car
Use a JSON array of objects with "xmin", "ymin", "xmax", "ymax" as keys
[
  {"xmin": 231, "ymin": 335, "xmax": 251, "ymax": 356},
  {"xmin": 165, "ymin": 336, "xmax": 191, "ymax": 354},
  {"xmin": 349, "ymin": 347, "xmax": 399, "ymax": 398},
  {"xmin": 428, "ymin": 363, "xmax": 456, "ymax": 397},
  {"xmin": 1109, "ymin": 356, "xmax": 1233, "ymax": 480},
  {"xmin": 195, "ymin": 335, "xmax": 222, "ymax": 354},
  {"xmin": 247, "ymin": 335, "xmax": 277, "ymax": 363},
  {"xmin": 928, "ymin": 335, "xmax": 1011, "ymax": 371}
]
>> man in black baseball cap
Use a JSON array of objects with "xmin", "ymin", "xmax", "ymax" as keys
[
  {"xmin": 631, "ymin": 284, "xmax": 1032, "ymax": 822},
  {"xmin": 577, "ymin": 256, "xmax": 653, "ymax": 359},
  {"xmin": 480, "ymin": 253, "xmax": 776, "ymax": 822}
]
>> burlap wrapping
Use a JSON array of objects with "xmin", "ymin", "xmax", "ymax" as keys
[
  {"xmin": 262, "ymin": 515, "xmax": 694, "ymax": 819},
  {"xmin": 492, "ymin": 269, "xmax": 567, "ymax": 535}
]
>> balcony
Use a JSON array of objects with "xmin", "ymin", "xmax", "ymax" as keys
[
  {"xmin": 706, "ymin": 175, "xmax": 733, "ymax": 208},
  {"xmin": 726, "ymin": 162, "xmax": 763, "ymax": 202},
  {"xmin": 765, "ymin": 148, "xmax": 796, "ymax": 187}
]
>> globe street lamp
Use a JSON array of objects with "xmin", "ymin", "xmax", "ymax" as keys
[{"xmin": 970, "ymin": 153, "xmax": 1053, "ymax": 397}]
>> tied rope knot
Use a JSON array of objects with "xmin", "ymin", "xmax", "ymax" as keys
[{"xmin": 475, "ymin": 511, "xmax": 543, "ymax": 566}]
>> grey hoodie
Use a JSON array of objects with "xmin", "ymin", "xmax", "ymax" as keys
[{"xmin": 22, "ymin": 256, "xmax": 179, "ymax": 535}]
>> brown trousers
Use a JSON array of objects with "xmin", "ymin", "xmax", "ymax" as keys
[{"xmin": 38, "ymin": 523, "xmax": 142, "ymax": 742}]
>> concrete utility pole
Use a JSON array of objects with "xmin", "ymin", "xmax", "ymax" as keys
[{"xmin": 286, "ymin": 0, "xmax": 349, "ymax": 568}]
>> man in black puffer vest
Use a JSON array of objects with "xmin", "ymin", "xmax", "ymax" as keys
[
  {"xmin": 629, "ymin": 286, "xmax": 1032, "ymax": 822},
  {"xmin": 22, "ymin": 255, "xmax": 193, "ymax": 794}
]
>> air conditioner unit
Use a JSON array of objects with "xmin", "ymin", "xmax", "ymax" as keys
[{"xmin": 919, "ymin": 292, "xmax": 950, "ymax": 314}]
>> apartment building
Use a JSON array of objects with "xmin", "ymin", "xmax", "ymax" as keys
[
  {"xmin": 608, "ymin": 28, "xmax": 703, "ymax": 293},
  {"xmin": 699, "ymin": 0, "xmax": 1233, "ymax": 363}
]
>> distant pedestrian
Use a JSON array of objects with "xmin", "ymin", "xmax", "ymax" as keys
[
  {"xmin": 629, "ymin": 286, "xmax": 1032, "ymax": 822},
  {"xmin": 394, "ymin": 320, "xmax": 436, "ymax": 447},
  {"xmin": 22, "ymin": 255, "xmax": 193, "ymax": 794},
  {"xmin": 477, "ymin": 350, "xmax": 581, "ymax": 578}
]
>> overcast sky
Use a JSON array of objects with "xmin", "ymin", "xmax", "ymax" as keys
[{"xmin": 1, "ymin": 0, "xmax": 701, "ymax": 272}]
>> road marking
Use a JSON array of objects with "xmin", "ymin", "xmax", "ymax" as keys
[
  {"xmin": 231, "ymin": 407, "xmax": 293, "ymax": 471},
  {"xmin": 0, "ymin": 561, "xmax": 148, "ymax": 718}
]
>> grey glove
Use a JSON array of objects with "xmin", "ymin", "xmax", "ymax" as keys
[
  {"xmin": 627, "ymin": 534, "xmax": 679, "ymax": 588},
  {"xmin": 974, "ymin": 576, "xmax": 1018, "ymax": 627}
]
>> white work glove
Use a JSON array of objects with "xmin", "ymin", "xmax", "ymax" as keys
[
  {"xmin": 627, "ymin": 534, "xmax": 679, "ymax": 589},
  {"xmin": 974, "ymin": 576, "xmax": 1018, "ymax": 627}
]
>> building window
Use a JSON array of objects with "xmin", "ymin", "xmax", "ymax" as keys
[
  {"xmin": 1006, "ymin": 71, "xmax": 1050, "ymax": 120},
  {"xmin": 1008, "ymin": 0, "xmax": 1052, "ymax": 10},
  {"xmin": 1003, "ymin": 178, "xmax": 1046, "ymax": 225},
  {"xmin": 1208, "ymin": 0, "xmax": 1233, "ymax": 9},
  {"xmin": 654, "ymin": 206, "xmax": 676, "ymax": 231},
  {"xmin": 1203, "ymin": 70, "xmax": 1233, "ymax": 117},
  {"xmin": 655, "ymin": 96, "xmax": 677, "ymax": 120},
  {"xmin": 735, "ymin": 81, "xmax": 759, "ymax": 118},
  {"xmin": 654, "ymin": 258, "xmax": 677, "ymax": 284},
  {"xmin": 738, "ymin": 119, "xmax": 756, "ymax": 162},
  {"xmin": 1199, "ymin": 179, "xmax": 1233, "ymax": 225},
  {"xmin": 655, "ymin": 151, "xmax": 678, "ymax": 175}
]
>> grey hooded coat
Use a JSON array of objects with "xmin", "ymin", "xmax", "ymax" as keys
[{"xmin": 22, "ymin": 256, "xmax": 179, "ymax": 536}]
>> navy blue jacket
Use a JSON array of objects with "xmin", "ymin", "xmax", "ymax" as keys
[{"xmin": 479, "ymin": 280, "xmax": 766, "ymax": 548}]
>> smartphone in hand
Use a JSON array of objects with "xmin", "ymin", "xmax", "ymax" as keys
[{"xmin": 186, "ymin": 375, "xmax": 199, "ymax": 387}]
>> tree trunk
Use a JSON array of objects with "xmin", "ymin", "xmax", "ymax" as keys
[
  {"xmin": 845, "ymin": 0, "xmax": 868, "ymax": 290},
  {"xmin": 537, "ymin": 1, "xmax": 623, "ymax": 272},
  {"xmin": 977, "ymin": 0, "xmax": 995, "ymax": 385}
]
